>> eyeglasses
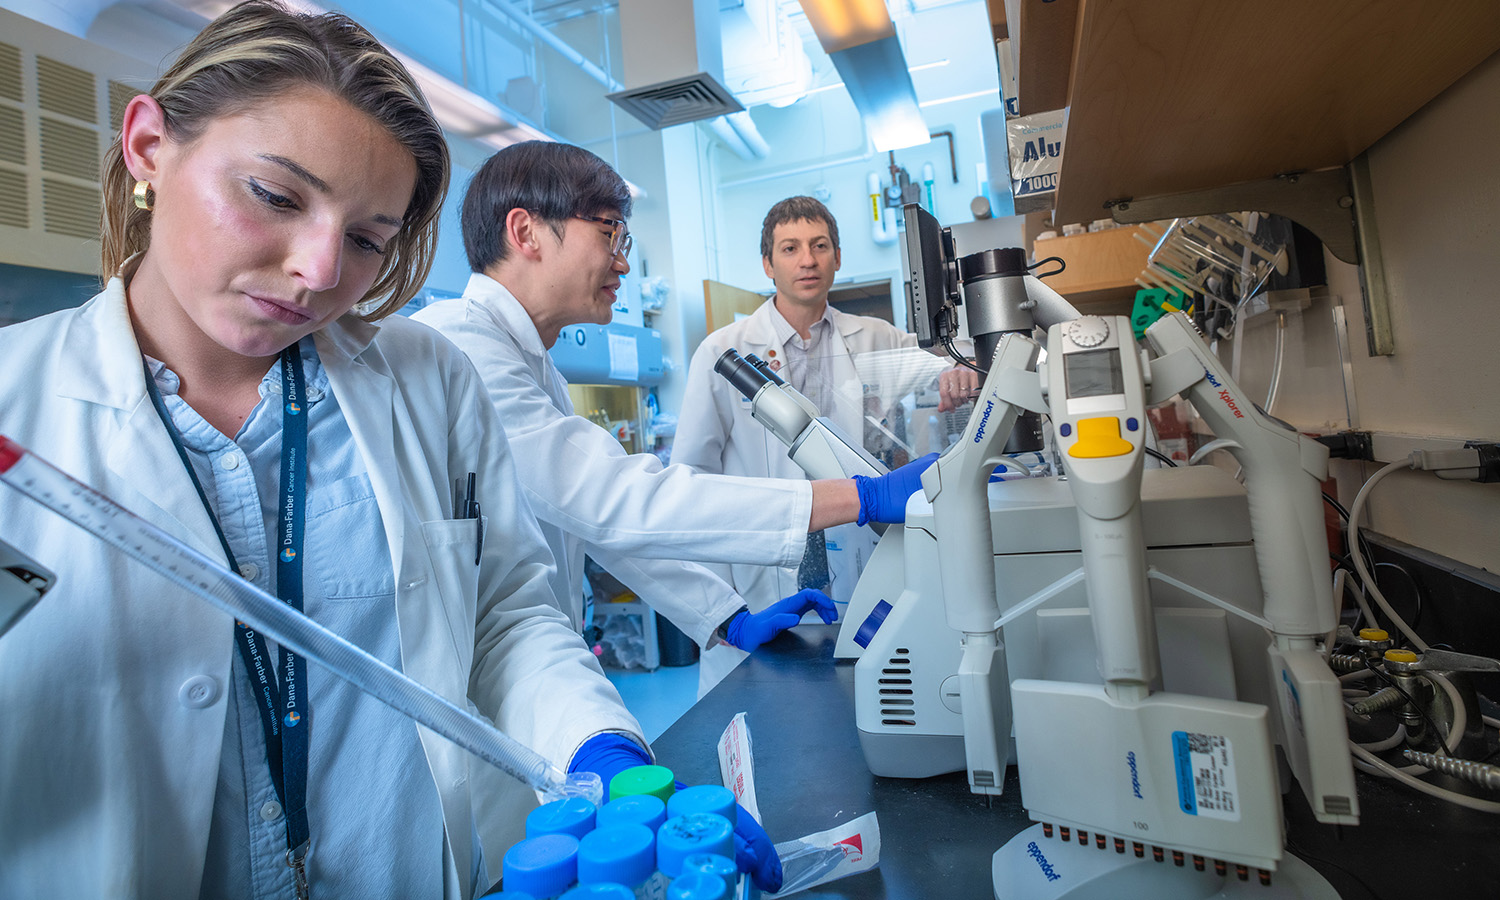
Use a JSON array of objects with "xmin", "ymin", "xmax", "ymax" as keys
[{"xmin": 576, "ymin": 214, "xmax": 633, "ymax": 258}]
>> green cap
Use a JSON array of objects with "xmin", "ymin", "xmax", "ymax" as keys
[{"xmin": 608, "ymin": 765, "xmax": 676, "ymax": 803}]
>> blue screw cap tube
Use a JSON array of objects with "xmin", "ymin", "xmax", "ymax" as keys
[
  {"xmin": 578, "ymin": 824, "xmax": 656, "ymax": 887},
  {"xmin": 527, "ymin": 797, "xmax": 598, "ymax": 840},
  {"xmin": 560, "ymin": 885, "xmax": 636, "ymax": 899},
  {"xmin": 597, "ymin": 794, "xmax": 667, "ymax": 834},
  {"xmin": 666, "ymin": 872, "xmax": 729, "ymax": 900},
  {"xmin": 666, "ymin": 786, "xmax": 736, "ymax": 826},
  {"xmin": 504, "ymin": 833, "xmax": 580, "ymax": 900},
  {"xmin": 681, "ymin": 853, "xmax": 737, "ymax": 883},
  {"xmin": 657, "ymin": 814, "xmax": 734, "ymax": 879}
]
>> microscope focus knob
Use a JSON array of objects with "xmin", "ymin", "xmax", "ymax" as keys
[{"xmin": 1065, "ymin": 316, "xmax": 1111, "ymax": 348}]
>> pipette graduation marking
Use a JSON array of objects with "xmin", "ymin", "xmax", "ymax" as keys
[{"xmin": 0, "ymin": 435, "xmax": 569, "ymax": 797}]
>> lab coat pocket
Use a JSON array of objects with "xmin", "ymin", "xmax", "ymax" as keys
[
  {"xmin": 309, "ymin": 473, "xmax": 397, "ymax": 602},
  {"xmin": 419, "ymin": 517, "xmax": 485, "ymax": 634}
]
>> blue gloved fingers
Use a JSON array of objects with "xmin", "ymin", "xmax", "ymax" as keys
[
  {"xmin": 854, "ymin": 452, "xmax": 939, "ymax": 526},
  {"xmin": 797, "ymin": 588, "xmax": 837, "ymax": 624},
  {"xmin": 726, "ymin": 588, "xmax": 840, "ymax": 652},
  {"xmin": 567, "ymin": 732, "xmax": 652, "ymax": 802},
  {"xmin": 725, "ymin": 609, "xmax": 802, "ymax": 653},
  {"xmin": 732, "ymin": 803, "xmax": 783, "ymax": 893},
  {"xmin": 774, "ymin": 587, "xmax": 836, "ymax": 623}
]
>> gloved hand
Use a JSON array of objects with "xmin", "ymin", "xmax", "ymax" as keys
[
  {"xmin": 725, "ymin": 589, "xmax": 836, "ymax": 653},
  {"xmin": 853, "ymin": 452, "xmax": 939, "ymax": 525},
  {"xmin": 567, "ymin": 732, "xmax": 652, "ymax": 802},
  {"xmin": 731, "ymin": 801, "xmax": 783, "ymax": 892}
]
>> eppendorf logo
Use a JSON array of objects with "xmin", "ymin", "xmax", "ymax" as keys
[
  {"xmin": 835, "ymin": 835, "xmax": 864, "ymax": 863},
  {"xmin": 1203, "ymin": 369, "xmax": 1245, "ymax": 419},
  {"xmin": 1026, "ymin": 841, "xmax": 1061, "ymax": 882}
]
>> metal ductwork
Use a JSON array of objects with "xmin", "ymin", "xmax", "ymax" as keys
[{"xmin": 607, "ymin": 0, "xmax": 744, "ymax": 129}]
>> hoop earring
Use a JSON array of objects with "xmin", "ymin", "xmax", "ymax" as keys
[{"xmin": 132, "ymin": 180, "xmax": 154, "ymax": 211}]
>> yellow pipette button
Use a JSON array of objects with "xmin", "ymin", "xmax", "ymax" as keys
[{"xmin": 1068, "ymin": 416, "xmax": 1134, "ymax": 459}]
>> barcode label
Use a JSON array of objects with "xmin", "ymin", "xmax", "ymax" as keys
[{"xmin": 1172, "ymin": 731, "xmax": 1240, "ymax": 821}]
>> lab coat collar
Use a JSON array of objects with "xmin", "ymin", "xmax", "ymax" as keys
[
  {"xmin": 57, "ymin": 259, "xmax": 383, "ymax": 411},
  {"xmin": 463, "ymin": 272, "xmax": 549, "ymax": 360},
  {"xmin": 738, "ymin": 297, "xmax": 868, "ymax": 353}
]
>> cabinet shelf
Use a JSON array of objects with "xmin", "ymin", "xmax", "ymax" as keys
[{"xmin": 1004, "ymin": 1, "xmax": 1500, "ymax": 227}]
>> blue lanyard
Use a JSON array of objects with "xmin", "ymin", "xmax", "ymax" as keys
[{"xmin": 143, "ymin": 346, "xmax": 312, "ymax": 887}]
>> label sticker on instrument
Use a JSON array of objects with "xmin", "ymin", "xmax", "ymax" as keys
[{"xmin": 1172, "ymin": 731, "xmax": 1240, "ymax": 821}]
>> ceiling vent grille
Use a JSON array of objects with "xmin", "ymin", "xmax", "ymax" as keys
[
  {"xmin": 0, "ymin": 169, "xmax": 26, "ymax": 229},
  {"xmin": 40, "ymin": 117, "xmax": 98, "ymax": 180},
  {"xmin": 37, "ymin": 55, "xmax": 96, "ymax": 123},
  {"xmin": 43, "ymin": 178, "xmax": 98, "ymax": 239},
  {"xmin": 0, "ymin": 42, "xmax": 21, "ymax": 102},
  {"xmin": 0, "ymin": 106, "xmax": 24, "ymax": 166},
  {"xmin": 607, "ymin": 74, "xmax": 743, "ymax": 130},
  {"xmin": 1, "ymin": 9, "xmax": 150, "ymax": 275}
]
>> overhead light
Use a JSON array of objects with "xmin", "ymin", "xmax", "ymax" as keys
[
  {"xmin": 799, "ymin": 0, "xmax": 897, "ymax": 53},
  {"xmin": 799, "ymin": 0, "xmax": 930, "ymax": 152},
  {"xmin": 829, "ymin": 36, "xmax": 929, "ymax": 151}
]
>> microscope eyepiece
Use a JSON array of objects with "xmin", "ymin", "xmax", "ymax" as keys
[{"xmin": 714, "ymin": 348, "xmax": 772, "ymax": 401}]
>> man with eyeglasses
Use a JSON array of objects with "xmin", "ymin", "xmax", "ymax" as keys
[{"xmin": 413, "ymin": 142, "xmax": 935, "ymax": 880}]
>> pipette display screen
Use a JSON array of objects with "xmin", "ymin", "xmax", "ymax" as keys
[{"xmin": 1064, "ymin": 349, "xmax": 1124, "ymax": 398}]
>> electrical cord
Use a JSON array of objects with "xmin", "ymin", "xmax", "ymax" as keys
[
  {"xmin": 1143, "ymin": 447, "xmax": 1177, "ymax": 468},
  {"xmin": 1322, "ymin": 492, "xmax": 1351, "ymax": 522},
  {"xmin": 1347, "ymin": 458, "xmax": 1427, "ymax": 651},
  {"xmin": 1373, "ymin": 562, "xmax": 1425, "ymax": 632},
  {"xmin": 943, "ymin": 336, "xmax": 987, "ymax": 377}
]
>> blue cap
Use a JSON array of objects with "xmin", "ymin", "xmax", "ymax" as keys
[
  {"xmin": 559, "ymin": 885, "xmax": 635, "ymax": 900},
  {"xmin": 503, "ymin": 833, "xmax": 579, "ymax": 900},
  {"xmin": 666, "ymin": 785, "xmax": 736, "ymax": 826},
  {"xmin": 527, "ymin": 797, "xmax": 598, "ymax": 840},
  {"xmin": 597, "ymin": 794, "xmax": 667, "ymax": 834},
  {"xmin": 682, "ymin": 852, "xmax": 738, "ymax": 882},
  {"xmin": 657, "ymin": 814, "xmax": 734, "ymax": 879},
  {"xmin": 577, "ymin": 824, "xmax": 656, "ymax": 888},
  {"xmin": 667, "ymin": 872, "xmax": 729, "ymax": 900}
]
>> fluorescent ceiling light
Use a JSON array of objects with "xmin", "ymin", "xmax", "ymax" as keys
[
  {"xmin": 800, "ymin": 1, "xmax": 929, "ymax": 151},
  {"xmin": 828, "ymin": 35, "xmax": 929, "ymax": 151}
]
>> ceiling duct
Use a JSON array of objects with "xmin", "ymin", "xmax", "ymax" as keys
[{"xmin": 608, "ymin": 0, "xmax": 744, "ymax": 129}]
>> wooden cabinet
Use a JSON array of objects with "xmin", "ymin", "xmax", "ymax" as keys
[
  {"xmin": 1031, "ymin": 225, "xmax": 1156, "ymax": 314},
  {"xmin": 997, "ymin": 1, "xmax": 1500, "ymax": 227}
]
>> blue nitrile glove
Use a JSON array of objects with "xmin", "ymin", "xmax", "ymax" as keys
[
  {"xmin": 724, "ymin": 589, "xmax": 837, "ymax": 653},
  {"xmin": 568, "ymin": 732, "xmax": 651, "ymax": 802},
  {"xmin": 732, "ymin": 801, "xmax": 783, "ymax": 892},
  {"xmin": 853, "ymin": 452, "xmax": 939, "ymax": 526},
  {"xmin": 670, "ymin": 777, "xmax": 783, "ymax": 894}
]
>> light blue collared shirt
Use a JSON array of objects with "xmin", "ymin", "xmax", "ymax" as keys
[{"xmin": 147, "ymin": 339, "xmax": 445, "ymax": 898}]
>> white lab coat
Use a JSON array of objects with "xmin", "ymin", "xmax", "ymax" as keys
[
  {"xmin": 674, "ymin": 299, "xmax": 931, "ymax": 689},
  {"xmin": 0, "ymin": 273, "xmax": 643, "ymax": 900},
  {"xmin": 412, "ymin": 274, "xmax": 811, "ymax": 648}
]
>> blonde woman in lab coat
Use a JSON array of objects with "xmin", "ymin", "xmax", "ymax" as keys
[{"xmin": 0, "ymin": 3, "xmax": 644, "ymax": 897}]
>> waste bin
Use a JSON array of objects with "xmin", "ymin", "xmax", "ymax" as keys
[{"xmin": 656, "ymin": 612, "xmax": 699, "ymax": 667}]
